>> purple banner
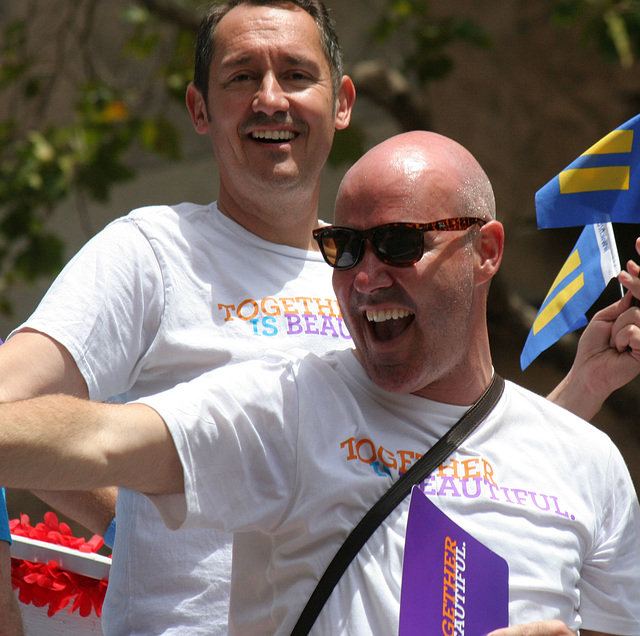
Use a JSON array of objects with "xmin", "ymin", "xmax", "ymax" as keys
[{"xmin": 399, "ymin": 487, "xmax": 509, "ymax": 635}]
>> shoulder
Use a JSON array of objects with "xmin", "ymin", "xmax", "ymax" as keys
[
  {"xmin": 486, "ymin": 381, "xmax": 636, "ymax": 508},
  {"xmin": 125, "ymin": 202, "xmax": 215, "ymax": 234},
  {"xmin": 500, "ymin": 379, "xmax": 617, "ymax": 449},
  {"xmin": 502, "ymin": 379, "xmax": 596, "ymax": 423},
  {"xmin": 104, "ymin": 203, "xmax": 225, "ymax": 269},
  {"xmin": 167, "ymin": 349, "xmax": 343, "ymax": 403}
]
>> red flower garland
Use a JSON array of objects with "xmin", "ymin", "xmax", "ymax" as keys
[{"xmin": 10, "ymin": 512, "xmax": 109, "ymax": 617}]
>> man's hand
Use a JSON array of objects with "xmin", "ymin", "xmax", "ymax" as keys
[
  {"xmin": 547, "ymin": 269, "xmax": 640, "ymax": 421},
  {"xmin": 31, "ymin": 488, "xmax": 117, "ymax": 536},
  {"xmin": 487, "ymin": 620, "xmax": 575, "ymax": 635},
  {"xmin": 548, "ymin": 237, "xmax": 640, "ymax": 421},
  {"xmin": 488, "ymin": 623, "xmax": 613, "ymax": 636}
]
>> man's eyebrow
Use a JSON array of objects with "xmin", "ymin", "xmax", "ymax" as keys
[
  {"xmin": 217, "ymin": 53, "xmax": 251, "ymax": 72},
  {"xmin": 218, "ymin": 52, "xmax": 323, "ymax": 73},
  {"xmin": 282, "ymin": 54, "xmax": 322, "ymax": 72}
]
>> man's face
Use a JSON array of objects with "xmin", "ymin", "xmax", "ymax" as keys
[
  {"xmin": 332, "ymin": 161, "xmax": 481, "ymax": 401},
  {"xmin": 202, "ymin": 4, "xmax": 348, "ymax": 199}
]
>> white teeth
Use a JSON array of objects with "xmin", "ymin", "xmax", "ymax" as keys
[
  {"xmin": 366, "ymin": 308, "xmax": 412, "ymax": 323},
  {"xmin": 251, "ymin": 130, "xmax": 295, "ymax": 140}
]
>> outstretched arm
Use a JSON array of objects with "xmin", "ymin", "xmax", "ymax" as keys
[
  {"xmin": 547, "ymin": 250, "xmax": 640, "ymax": 420},
  {"xmin": 0, "ymin": 394, "xmax": 183, "ymax": 495}
]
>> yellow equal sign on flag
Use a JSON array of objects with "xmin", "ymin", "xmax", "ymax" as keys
[
  {"xmin": 559, "ymin": 166, "xmax": 630, "ymax": 193},
  {"xmin": 532, "ymin": 249, "xmax": 584, "ymax": 335},
  {"xmin": 559, "ymin": 129, "xmax": 634, "ymax": 194},
  {"xmin": 521, "ymin": 222, "xmax": 620, "ymax": 369}
]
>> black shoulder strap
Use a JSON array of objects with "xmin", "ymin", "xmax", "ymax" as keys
[{"xmin": 290, "ymin": 374, "xmax": 505, "ymax": 636}]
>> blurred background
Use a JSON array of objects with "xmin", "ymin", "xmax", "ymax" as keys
[{"xmin": 1, "ymin": 0, "xmax": 640, "ymax": 543}]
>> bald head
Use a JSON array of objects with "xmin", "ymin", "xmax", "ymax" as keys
[
  {"xmin": 335, "ymin": 131, "xmax": 495, "ymax": 226},
  {"xmin": 329, "ymin": 131, "xmax": 504, "ymax": 403}
]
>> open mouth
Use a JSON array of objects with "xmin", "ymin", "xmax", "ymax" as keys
[
  {"xmin": 250, "ymin": 130, "xmax": 297, "ymax": 143},
  {"xmin": 365, "ymin": 308, "xmax": 414, "ymax": 342}
]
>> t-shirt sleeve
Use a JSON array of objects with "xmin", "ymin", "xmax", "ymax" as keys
[
  {"xmin": 11, "ymin": 218, "xmax": 164, "ymax": 401},
  {"xmin": 578, "ymin": 443, "xmax": 640, "ymax": 632},
  {"xmin": 0, "ymin": 489, "xmax": 10, "ymax": 545},
  {"xmin": 142, "ymin": 355, "xmax": 301, "ymax": 533}
]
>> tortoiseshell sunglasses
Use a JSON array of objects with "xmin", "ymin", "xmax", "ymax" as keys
[{"xmin": 313, "ymin": 217, "xmax": 486, "ymax": 270}]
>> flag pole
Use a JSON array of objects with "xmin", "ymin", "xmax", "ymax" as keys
[{"xmin": 612, "ymin": 224, "xmax": 626, "ymax": 299}]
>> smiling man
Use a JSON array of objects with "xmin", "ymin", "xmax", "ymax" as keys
[
  {"xmin": 187, "ymin": 0, "xmax": 350, "ymax": 247},
  {"xmin": 0, "ymin": 1, "xmax": 355, "ymax": 633},
  {"xmin": 0, "ymin": 131, "xmax": 636, "ymax": 635},
  {"xmin": 326, "ymin": 138, "xmax": 495, "ymax": 403}
]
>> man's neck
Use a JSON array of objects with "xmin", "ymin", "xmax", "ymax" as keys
[{"xmin": 217, "ymin": 186, "xmax": 322, "ymax": 251}]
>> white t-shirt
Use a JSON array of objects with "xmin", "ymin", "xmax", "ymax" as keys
[
  {"xmin": 14, "ymin": 202, "xmax": 352, "ymax": 635},
  {"xmin": 142, "ymin": 349, "xmax": 640, "ymax": 636}
]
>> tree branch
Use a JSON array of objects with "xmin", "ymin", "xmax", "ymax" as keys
[
  {"xmin": 349, "ymin": 59, "xmax": 432, "ymax": 132},
  {"xmin": 131, "ymin": 0, "xmax": 201, "ymax": 33}
]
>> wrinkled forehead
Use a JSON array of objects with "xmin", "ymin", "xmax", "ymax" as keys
[{"xmin": 214, "ymin": 4, "xmax": 325, "ymax": 64}]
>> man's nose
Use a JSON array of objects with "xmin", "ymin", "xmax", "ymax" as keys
[
  {"xmin": 352, "ymin": 243, "xmax": 394, "ymax": 294},
  {"xmin": 253, "ymin": 73, "xmax": 289, "ymax": 115}
]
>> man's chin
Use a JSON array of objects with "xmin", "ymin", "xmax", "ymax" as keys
[
  {"xmin": 365, "ymin": 363, "xmax": 421, "ymax": 395},
  {"xmin": 252, "ymin": 166, "xmax": 305, "ymax": 190}
]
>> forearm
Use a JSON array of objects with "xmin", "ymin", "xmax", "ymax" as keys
[
  {"xmin": 547, "ymin": 289, "xmax": 640, "ymax": 421},
  {"xmin": 546, "ymin": 364, "xmax": 605, "ymax": 421},
  {"xmin": 0, "ymin": 396, "xmax": 183, "ymax": 495},
  {"xmin": 32, "ymin": 488, "xmax": 117, "ymax": 536},
  {"xmin": 0, "ymin": 396, "xmax": 108, "ymax": 490}
]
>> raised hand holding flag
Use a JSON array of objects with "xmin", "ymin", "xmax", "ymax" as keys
[
  {"xmin": 521, "ymin": 115, "xmax": 640, "ymax": 369},
  {"xmin": 520, "ymin": 222, "xmax": 620, "ymax": 370}
]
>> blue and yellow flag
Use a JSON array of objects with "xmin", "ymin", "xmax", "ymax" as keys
[
  {"xmin": 536, "ymin": 114, "xmax": 640, "ymax": 228},
  {"xmin": 520, "ymin": 223, "xmax": 620, "ymax": 370}
]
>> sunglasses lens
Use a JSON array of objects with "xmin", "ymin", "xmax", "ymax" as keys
[
  {"xmin": 319, "ymin": 228, "xmax": 362, "ymax": 269},
  {"xmin": 373, "ymin": 226, "xmax": 423, "ymax": 265}
]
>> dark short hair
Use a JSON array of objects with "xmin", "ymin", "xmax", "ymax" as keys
[{"xmin": 193, "ymin": 0, "xmax": 344, "ymax": 105}]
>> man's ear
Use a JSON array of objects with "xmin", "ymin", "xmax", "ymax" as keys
[
  {"xmin": 334, "ymin": 75, "xmax": 356, "ymax": 131},
  {"xmin": 186, "ymin": 82, "xmax": 210, "ymax": 134},
  {"xmin": 475, "ymin": 220, "xmax": 504, "ymax": 284}
]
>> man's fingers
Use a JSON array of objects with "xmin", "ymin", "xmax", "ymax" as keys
[
  {"xmin": 487, "ymin": 620, "xmax": 576, "ymax": 636},
  {"xmin": 610, "ymin": 305, "xmax": 640, "ymax": 355},
  {"xmin": 589, "ymin": 291, "xmax": 632, "ymax": 326},
  {"xmin": 620, "ymin": 260, "xmax": 640, "ymax": 302}
]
